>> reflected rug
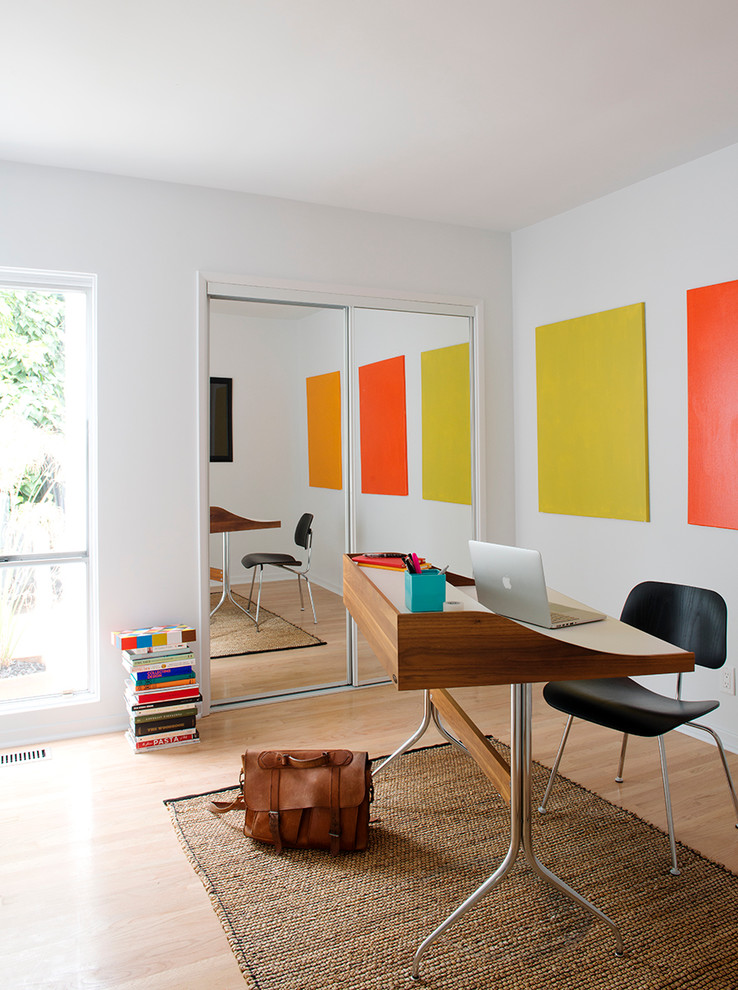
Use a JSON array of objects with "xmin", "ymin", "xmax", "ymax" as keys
[
  {"xmin": 210, "ymin": 592, "xmax": 326, "ymax": 658},
  {"xmin": 165, "ymin": 742, "xmax": 738, "ymax": 990}
]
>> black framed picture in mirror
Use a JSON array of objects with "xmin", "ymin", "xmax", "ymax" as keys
[{"xmin": 210, "ymin": 376, "xmax": 233, "ymax": 462}]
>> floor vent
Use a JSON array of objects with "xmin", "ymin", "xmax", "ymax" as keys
[{"xmin": 0, "ymin": 747, "xmax": 52, "ymax": 765}]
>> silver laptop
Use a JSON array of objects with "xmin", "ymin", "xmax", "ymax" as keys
[{"xmin": 468, "ymin": 540, "xmax": 605, "ymax": 629}]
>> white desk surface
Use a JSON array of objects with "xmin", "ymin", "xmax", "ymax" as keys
[{"xmin": 359, "ymin": 566, "xmax": 690, "ymax": 660}]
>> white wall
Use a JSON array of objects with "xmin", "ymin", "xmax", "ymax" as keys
[
  {"xmin": 0, "ymin": 159, "xmax": 513, "ymax": 746},
  {"xmin": 512, "ymin": 142, "xmax": 738, "ymax": 751}
]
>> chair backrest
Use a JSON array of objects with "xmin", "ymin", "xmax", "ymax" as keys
[
  {"xmin": 294, "ymin": 513, "xmax": 314, "ymax": 550},
  {"xmin": 620, "ymin": 580, "xmax": 727, "ymax": 670}
]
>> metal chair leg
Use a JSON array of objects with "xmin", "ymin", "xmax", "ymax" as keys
[
  {"xmin": 254, "ymin": 565, "xmax": 263, "ymax": 630},
  {"xmin": 296, "ymin": 573, "xmax": 305, "ymax": 610},
  {"xmin": 686, "ymin": 720, "xmax": 738, "ymax": 826},
  {"xmin": 303, "ymin": 576, "xmax": 317, "ymax": 624},
  {"xmin": 538, "ymin": 714, "xmax": 574, "ymax": 813},
  {"xmin": 615, "ymin": 733, "xmax": 628, "ymax": 782},
  {"xmin": 657, "ymin": 735, "xmax": 680, "ymax": 876}
]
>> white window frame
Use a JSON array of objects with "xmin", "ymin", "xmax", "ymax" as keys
[{"xmin": 0, "ymin": 266, "xmax": 98, "ymax": 713}]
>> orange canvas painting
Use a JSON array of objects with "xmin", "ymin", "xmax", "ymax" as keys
[
  {"xmin": 688, "ymin": 277, "xmax": 738, "ymax": 529},
  {"xmin": 358, "ymin": 355, "xmax": 408, "ymax": 496},
  {"xmin": 305, "ymin": 371, "xmax": 342, "ymax": 490}
]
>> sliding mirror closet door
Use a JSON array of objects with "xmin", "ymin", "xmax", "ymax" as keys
[
  {"xmin": 208, "ymin": 299, "xmax": 349, "ymax": 706},
  {"xmin": 352, "ymin": 309, "xmax": 475, "ymax": 684}
]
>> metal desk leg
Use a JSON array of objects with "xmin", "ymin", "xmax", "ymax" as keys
[
  {"xmin": 372, "ymin": 691, "xmax": 434, "ymax": 776},
  {"xmin": 410, "ymin": 683, "xmax": 623, "ymax": 980},
  {"xmin": 517, "ymin": 684, "xmax": 624, "ymax": 952},
  {"xmin": 372, "ymin": 691, "xmax": 468, "ymax": 778},
  {"xmin": 210, "ymin": 532, "xmax": 258, "ymax": 625}
]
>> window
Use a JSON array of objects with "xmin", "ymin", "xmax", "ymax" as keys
[{"xmin": 0, "ymin": 269, "xmax": 96, "ymax": 710}]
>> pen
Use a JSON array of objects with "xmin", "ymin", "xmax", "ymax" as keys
[{"xmin": 411, "ymin": 553, "xmax": 422, "ymax": 574}]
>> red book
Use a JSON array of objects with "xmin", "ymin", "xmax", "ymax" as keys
[
  {"xmin": 126, "ymin": 685, "xmax": 201, "ymax": 707},
  {"xmin": 353, "ymin": 554, "xmax": 429, "ymax": 571}
]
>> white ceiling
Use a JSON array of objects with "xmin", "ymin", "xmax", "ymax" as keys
[{"xmin": 3, "ymin": 0, "xmax": 738, "ymax": 232}]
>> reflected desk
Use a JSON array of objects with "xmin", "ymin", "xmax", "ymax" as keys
[
  {"xmin": 342, "ymin": 554, "xmax": 693, "ymax": 979},
  {"xmin": 210, "ymin": 507, "xmax": 280, "ymax": 623}
]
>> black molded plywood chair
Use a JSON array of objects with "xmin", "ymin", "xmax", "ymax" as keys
[
  {"xmin": 538, "ymin": 581, "xmax": 738, "ymax": 875},
  {"xmin": 240, "ymin": 512, "xmax": 317, "ymax": 631}
]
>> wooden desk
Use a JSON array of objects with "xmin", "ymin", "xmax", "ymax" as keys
[
  {"xmin": 342, "ymin": 554, "xmax": 694, "ymax": 978},
  {"xmin": 210, "ymin": 508, "xmax": 280, "ymax": 621}
]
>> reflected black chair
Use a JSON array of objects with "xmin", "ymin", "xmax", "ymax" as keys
[
  {"xmin": 240, "ymin": 513, "xmax": 317, "ymax": 631},
  {"xmin": 538, "ymin": 580, "xmax": 738, "ymax": 875}
]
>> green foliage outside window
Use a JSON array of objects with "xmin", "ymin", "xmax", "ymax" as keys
[
  {"xmin": 0, "ymin": 290, "xmax": 65, "ymax": 511},
  {"xmin": 0, "ymin": 290, "xmax": 66, "ymax": 664}
]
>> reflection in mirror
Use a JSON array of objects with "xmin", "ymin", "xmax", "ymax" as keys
[
  {"xmin": 208, "ymin": 299, "xmax": 350, "ymax": 707},
  {"xmin": 209, "ymin": 377, "xmax": 233, "ymax": 462},
  {"xmin": 352, "ymin": 309, "xmax": 474, "ymax": 684}
]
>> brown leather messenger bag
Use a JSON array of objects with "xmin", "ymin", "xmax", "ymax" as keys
[{"xmin": 209, "ymin": 749, "xmax": 373, "ymax": 856}]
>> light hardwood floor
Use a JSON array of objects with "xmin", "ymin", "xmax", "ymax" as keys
[
  {"xmin": 209, "ymin": 580, "xmax": 387, "ymax": 703},
  {"xmin": 2, "ymin": 588, "xmax": 737, "ymax": 990}
]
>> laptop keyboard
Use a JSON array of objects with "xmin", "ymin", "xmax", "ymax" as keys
[{"xmin": 550, "ymin": 610, "xmax": 578, "ymax": 626}]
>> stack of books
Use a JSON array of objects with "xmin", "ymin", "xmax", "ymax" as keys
[{"xmin": 111, "ymin": 625, "xmax": 201, "ymax": 753}]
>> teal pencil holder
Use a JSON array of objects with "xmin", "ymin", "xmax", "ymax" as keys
[{"xmin": 404, "ymin": 569, "xmax": 446, "ymax": 612}]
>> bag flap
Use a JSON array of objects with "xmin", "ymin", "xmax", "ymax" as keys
[{"xmin": 242, "ymin": 750, "xmax": 369, "ymax": 812}]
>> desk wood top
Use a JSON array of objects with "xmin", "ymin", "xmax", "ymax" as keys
[
  {"xmin": 210, "ymin": 507, "xmax": 281, "ymax": 534},
  {"xmin": 343, "ymin": 555, "xmax": 694, "ymax": 690}
]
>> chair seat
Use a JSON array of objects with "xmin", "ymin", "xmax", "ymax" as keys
[
  {"xmin": 241, "ymin": 552, "xmax": 302, "ymax": 569},
  {"xmin": 543, "ymin": 677, "xmax": 719, "ymax": 738}
]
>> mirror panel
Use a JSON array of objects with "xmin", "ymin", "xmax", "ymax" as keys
[
  {"xmin": 208, "ymin": 299, "xmax": 349, "ymax": 706},
  {"xmin": 352, "ymin": 309, "xmax": 475, "ymax": 684}
]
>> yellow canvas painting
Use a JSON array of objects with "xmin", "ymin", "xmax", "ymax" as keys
[
  {"xmin": 421, "ymin": 342, "xmax": 471, "ymax": 504},
  {"xmin": 536, "ymin": 303, "xmax": 649, "ymax": 520},
  {"xmin": 306, "ymin": 371, "xmax": 342, "ymax": 490}
]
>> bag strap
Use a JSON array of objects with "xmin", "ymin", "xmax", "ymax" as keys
[
  {"xmin": 208, "ymin": 795, "xmax": 245, "ymax": 815},
  {"xmin": 279, "ymin": 752, "xmax": 330, "ymax": 768},
  {"xmin": 329, "ymin": 765, "xmax": 341, "ymax": 856},
  {"xmin": 269, "ymin": 767, "xmax": 283, "ymax": 853},
  {"xmin": 209, "ymin": 765, "xmax": 247, "ymax": 819}
]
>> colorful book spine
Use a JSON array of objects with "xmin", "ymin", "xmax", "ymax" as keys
[
  {"xmin": 127, "ymin": 693, "xmax": 202, "ymax": 712},
  {"xmin": 122, "ymin": 644, "xmax": 193, "ymax": 663},
  {"xmin": 126, "ymin": 730, "xmax": 200, "ymax": 752},
  {"xmin": 126, "ymin": 686, "xmax": 202, "ymax": 706},
  {"xmin": 131, "ymin": 703, "xmax": 199, "ymax": 720},
  {"xmin": 134, "ymin": 714, "xmax": 197, "ymax": 737},
  {"xmin": 129, "ymin": 663, "xmax": 194, "ymax": 681},
  {"xmin": 131, "ymin": 676, "xmax": 197, "ymax": 691},
  {"xmin": 128, "ymin": 700, "xmax": 198, "ymax": 717},
  {"xmin": 112, "ymin": 625, "xmax": 196, "ymax": 650},
  {"xmin": 123, "ymin": 651, "xmax": 194, "ymax": 670}
]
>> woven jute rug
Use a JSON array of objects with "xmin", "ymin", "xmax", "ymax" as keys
[
  {"xmin": 165, "ymin": 743, "xmax": 738, "ymax": 990},
  {"xmin": 210, "ymin": 592, "xmax": 326, "ymax": 658}
]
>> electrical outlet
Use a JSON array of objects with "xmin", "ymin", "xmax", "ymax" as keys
[{"xmin": 720, "ymin": 666, "xmax": 735, "ymax": 695}]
